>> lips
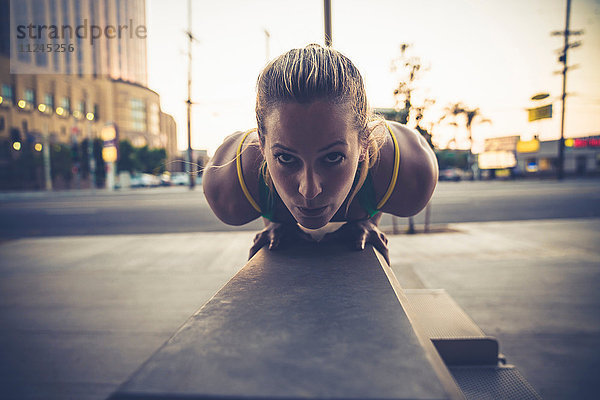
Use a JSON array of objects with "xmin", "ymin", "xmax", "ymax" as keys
[{"xmin": 296, "ymin": 205, "xmax": 328, "ymax": 217}]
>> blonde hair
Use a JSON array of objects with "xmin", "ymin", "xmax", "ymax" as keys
[{"xmin": 256, "ymin": 44, "xmax": 385, "ymax": 215}]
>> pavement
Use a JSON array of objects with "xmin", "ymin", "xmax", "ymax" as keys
[{"xmin": 0, "ymin": 217, "xmax": 599, "ymax": 400}]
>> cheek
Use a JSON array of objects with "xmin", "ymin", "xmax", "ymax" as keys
[
  {"xmin": 265, "ymin": 158, "xmax": 296, "ymax": 195},
  {"xmin": 326, "ymin": 167, "xmax": 356, "ymax": 199}
]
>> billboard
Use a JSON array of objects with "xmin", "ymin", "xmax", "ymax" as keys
[{"xmin": 528, "ymin": 104, "xmax": 553, "ymax": 122}]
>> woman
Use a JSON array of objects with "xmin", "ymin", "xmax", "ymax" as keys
[{"xmin": 203, "ymin": 44, "xmax": 438, "ymax": 264}]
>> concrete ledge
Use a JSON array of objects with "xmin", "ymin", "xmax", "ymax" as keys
[{"xmin": 108, "ymin": 242, "xmax": 462, "ymax": 400}]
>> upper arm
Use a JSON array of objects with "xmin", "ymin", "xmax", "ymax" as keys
[
  {"xmin": 203, "ymin": 130, "xmax": 263, "ymax": 225},
  {"xmin": 372, "ymin": 121, "xmax": 438, "ymax": 217}
]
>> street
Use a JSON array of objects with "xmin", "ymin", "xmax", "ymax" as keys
[
  {"xmin": 0, "ymin": 179, "xmax": 599, "ymax": 399},
  {"xmin": 1, "ymin": 178, "xmax": 599, "ymax": 238}
]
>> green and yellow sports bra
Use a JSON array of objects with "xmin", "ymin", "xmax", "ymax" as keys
[{"xmin": 235, "ymin": 122, "xmax": 400, "ymax": 221}]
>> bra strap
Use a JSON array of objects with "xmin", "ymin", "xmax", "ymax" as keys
[
  {"xmin": 235, "ymin": 129, "xmax": 262, "ymax": 213},
  {"xmin": 376, "ymin": 122, "xmax": 400, "ymax": 210}
]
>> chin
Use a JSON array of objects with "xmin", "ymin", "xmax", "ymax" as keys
[
  {"xmin": 297, "ymin": 218, "xmax": 329, "ymax": 230},
  {"xmin": 293, "ymin": 211, "xmax": 332, "ymax": 230}
]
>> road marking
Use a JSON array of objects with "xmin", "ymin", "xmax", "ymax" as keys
[{"xmin": 45, "ymin": 208, "xmax": 99, "ymax": 215}]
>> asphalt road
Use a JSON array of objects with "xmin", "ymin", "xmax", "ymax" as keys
[{"xmin": 1, "ymin": 178, "xmax": 599, "ymax": 238}]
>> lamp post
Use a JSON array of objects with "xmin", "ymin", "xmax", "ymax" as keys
[
  {"xmin": 324, "ymin": 0, "xmax": 332, "ymax": 47},
  {"xmin": 186, "ymin": 0, "xmax": 196, "ymax": 189},
  {"xmin": 42, "ymin": 122, "xmax": 52, "ymax": 191}
]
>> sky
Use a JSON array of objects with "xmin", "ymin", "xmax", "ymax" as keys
[{"xmin": 145, "ymin": 0, "xmax": 600, "ymax": 155}]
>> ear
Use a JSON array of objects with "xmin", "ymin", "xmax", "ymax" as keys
[
  {"xmin": 258, "ymin": 134, "xmax": 265, "ymax": 156},
  {"xmin": 358, "ymin": 146, "xmax": 368, "ymax": 162}
]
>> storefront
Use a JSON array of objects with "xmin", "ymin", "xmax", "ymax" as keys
[
  {"xmin": 478, "ymin": 135, "xmax": 600, "ymax": 178},
  {"xmin": 516, "ymin": 136, "xmax": 600, "ymax": 177}
]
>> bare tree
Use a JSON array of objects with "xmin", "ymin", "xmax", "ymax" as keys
[{"xmin": 389, "ymin": 44, "xmax": 435, "ymax": 233}]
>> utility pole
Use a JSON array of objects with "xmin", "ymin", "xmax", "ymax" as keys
[
  {"xmin": 323, "ymin": 0, "xmax": 332, "ymax": 47},
  {"xmin": 185, "ymin": 0, "xmax": 195, "ymax": 189},
  {"xmin": 185, "ymin": 0, "xmax": 196, "ymax": 189},
  {"xmin": 264, "ymin": 29, "xmax": 270, "ymax": 61},
  {"xmin": 552, "ymin": 0, "xmax": 583, "ymax": 180},
  {"xmin": 42, "ymin": 122, "xmax": 52, "ymax": 191},
  {"xmin": 86, "ymin": 97, "xmax": 96, "ymax": 191}
]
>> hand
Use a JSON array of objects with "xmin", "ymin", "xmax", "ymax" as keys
[
  {"xmin": 322, "ymin": 218, "xmax": 390, "ymax": 266},
  {"xmin": 248, "ymin": 221, "xmax": 313, "ymax": 260}
]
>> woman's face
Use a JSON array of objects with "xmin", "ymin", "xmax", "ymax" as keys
[{"xmin": 261, "ymin": 101, "xmax": 362, "ymax": 229}]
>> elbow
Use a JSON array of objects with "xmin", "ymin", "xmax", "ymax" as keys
[
  {"xmin": 203, "ymin": 174, "xmax": 259, "ymax": 226},
  {"xmin": 411, "ymin": 148, "xmax": 438, "ymax": 215},
  {"xmin": 394, "ymin": 146, "xmax": 438, "ymax": 217}
]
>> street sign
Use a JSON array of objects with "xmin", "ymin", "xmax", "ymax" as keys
[
  {"xmin": 101, "ymin": 124, "xmax": 118, "ymax": 163},
  {"xmin": 531, "ymin": 93, "xmax": 550, "ymax": 101},
  {"xmin": 101, "ymin": 124, "xmax": 117, "ymax": 141},
  {"xmin": 528, "ymin": 104, "xmax": 553, "ymax": 121},
  {"xmin": 478, "ymin": 151, "xmax": 517, "ymax": 169},
  {"xmin": 516, "ymin": 139, "xmax": 540, "ymax": 153},
  {"xmin": 102, "ymin": 147, "xmax": 118, "ymax": 163},
  {"xmin": 484, "ymin": 136, "xmax": 519, "ymax": 152}
]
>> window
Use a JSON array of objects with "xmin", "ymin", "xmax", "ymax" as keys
[
  {"xmin": 15, "ymin": 0, "xmax": 30, "ymax": 63},
  {"xmin": 57, "ymin": 96, "xmax": 71, "ymax": 117},
  {"xmin": 61, "ymin": 0, "xmax": 71, "ymax": 74},
  {"xmin": 94, "ymin": 104, "xmax": 100, "ymax": 120},
  {"xmin": 1, "ymin": 84, "xmax": 13, "ymax": 105},
  {"xmin": 45, "ymin": 93, "xmax": 54, "ymax": 109},
  {"xmin": 74, "ymin": 0, "xmax": 83, "ymax": 76},
  {"xmin": 73, "ymin": 100, "xmax": 85, "ymax": 119},
  {"xmin": 130, "ymin": 98, "xmax": 147, "ymax": 132},
  {"xmin": 24, "ymin": 89, "xmax": 35, "ymax": 105},
  {"xmin": 149, "ymin": 103, "xmax": 160, "ymax": 135},
  {"xmin": 34, "ymin": 0, "xmax": 48, "ymax": 67},
  {"xmin": 49, "ymin": 0, "xmax": 59, "ymax": 72},
  {"xmin": 61, "ymin": 97, "xmax": 70, "ymax": 112}
]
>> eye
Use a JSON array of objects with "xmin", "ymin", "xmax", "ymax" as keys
[
  {"xmin": 324, "ymin": 152, "xmax": 345, "ymax": 164},
  {"xmin": 274, "ymin": 153, "xmax": 297, "ymax": 165}
]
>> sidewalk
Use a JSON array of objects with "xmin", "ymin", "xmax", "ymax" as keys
[{"xmin": 0, "ymin": 218, "xmax": 598, "ymax": 399}]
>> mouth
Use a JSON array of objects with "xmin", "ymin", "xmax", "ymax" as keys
[{"xmin": 296, "ymin": 205, "xmax": 328, "ymax": 218}]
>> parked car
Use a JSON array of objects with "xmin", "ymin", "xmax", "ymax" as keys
[
  {"xmin": 159, "ymin": 172, "xmax": 172, "ymax": 186},
  {"xmin": 171, "ymin": 172, "xmax": 189, "ymax": 186},
  {"xmin": 130, "ymin": 173, "xmax": 161, "ymax": 188},
  {"xmin": 439, "ymin": 168, "xmax": 463, "ymax": 181}
]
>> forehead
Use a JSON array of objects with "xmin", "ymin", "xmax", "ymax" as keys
[{"xmin": 264, "ymin": 101, "xmax": 358, "ymax": 150}]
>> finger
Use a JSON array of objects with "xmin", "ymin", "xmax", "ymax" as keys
[
  {"xmin": 371, "ymin": 234, "xmax": 391, "ymax": 266},
  {"xmin": 248, "ymin": 234, "xmax": 268, "ymax": 260},
  {"xmin": 269, "ymin": 235, "xmax": 280, "ymax": 250},
  {"xmin": 355, "ymin": 231, "xmax": 367, "ymax": 250},
  {"xmin": 379, "ymin": 231, "xmax": 388, "ymax": 245}
]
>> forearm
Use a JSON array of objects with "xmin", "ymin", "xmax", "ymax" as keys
[{"xmin": 369, "ymin": 212, "xmax": 383, "ymax": 226}]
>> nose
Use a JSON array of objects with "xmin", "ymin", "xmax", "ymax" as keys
[{"xmin": 298, "ymin": 167, "xmax": 322, "ymax": 201}]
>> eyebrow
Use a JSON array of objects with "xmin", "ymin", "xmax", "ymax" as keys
[{"xmin": 271, "ymin": 140, "xmax": 348, "ymax": 153}]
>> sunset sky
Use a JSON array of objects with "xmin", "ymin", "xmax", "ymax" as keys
[{"xmin": 145, "ymin": 0, "xmax": 600, "ymax": 155}]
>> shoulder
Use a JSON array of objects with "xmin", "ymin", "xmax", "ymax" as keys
[
  {"xmin": 370, "ymin": 121, "xmax": 438, "ymax": 217},
  {"xmin": 202, "ymin": 129, "xmax": 263, "ymax": 225}
]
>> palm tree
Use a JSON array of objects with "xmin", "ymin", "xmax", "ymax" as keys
[
  {"xmin": 440, "ymin": 102, "xmax": 491, "ymax": 150},
  {"xmin": 439, "ymin": 103, "xmax": 491, "ymax": 179}
]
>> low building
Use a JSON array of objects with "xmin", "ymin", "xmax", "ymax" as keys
[
  {"xmin": 0, "ymin": 0, "xmax": 179, "ymax": 190},
  {"xmin": 478, "ymin": 135, "xmax": 600, "ymax": 177},
  {"xmin": 516, "ymin": 136, "xmax": 600, "ymax": 176}
]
